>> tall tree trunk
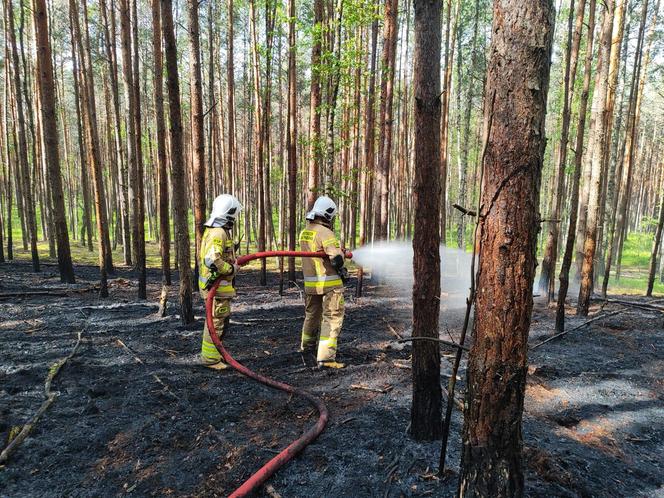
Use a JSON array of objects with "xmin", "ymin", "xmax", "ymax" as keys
[
  {"xmin": 457, "ymin": 0, "xmax": 481, "ymax": 250},
  {"xmin": 249, "ymin": 0, "xmax": 267, "ymax": 284},
  {"xmin": 577, "ymin": 0, "xmax": 615, "ymax": 316},
  {"xmin": 70, "ymin": 0, "xmax": 112, "ymax": 296},
  {"xmin": 647, "ymin": 186, "xmax": 664, "ymax": 296},
  {"xmin": 152, "ymin": 0, "xmax": 171, "ymax": 285},
  {"xmin": 306, "ymin": 0, "xmax": 324, "ymax": 209},
  {"xmin": 32, "ymin": 0, "xmax": 76, "ymax": 283},
  {"xmin": 459, "ymin": 0, "xmax": 553, "ymax": 494},
  {"xmin": 602, "ymin": 0, "xmax": 656, "ymax": 295},
  {"xmin": 375, "ymin": 0, "xmax": 398, "ymax": 240},
  {"xmin": 161, "ymin": 0, "xmax": 194, "ymax": 324},
  {"xmin": 226, "ymin": 0, "xmax": 236, "ymax": 192},
  {"xmin": 131, "ymin": 0, "xmax": 146, "ymax": 298},
  {"xmin": 411, "ymin": 0, "xmax": 442, "ymax": 442},
  {"xmin": 358, "ymin": 18, "xmax": 379, "ymax": 248},
  {"xmin": 6, "ymin": 0, "xmax": 40, "ymax": 272},
  {"xmin": 287, "ymin": 0, "xmax": 297, "ymax": 283},
  {"xmin": 538, "ymin": 0, "xmax": 584, "ymax": 298},
  {"xmin": 556, "ymin": 0, "xmax": 596, "ymax": 332},
  {"xmin": 188, "ymin": 0, "xmax": 207, "ymax": 286}
]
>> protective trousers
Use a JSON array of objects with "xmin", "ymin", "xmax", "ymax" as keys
[
  {"xmin": 301, "ymin": 288, "xmax": 344, "ymax": 362},
  {"xmin": 201, "ymin": 295, "xmax": 231, "ymax": 365}
]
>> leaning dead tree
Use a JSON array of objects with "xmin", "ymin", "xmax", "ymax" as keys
[{"xmin": 459, "ymin": 0, "xmax": 553, "ymax": 495}]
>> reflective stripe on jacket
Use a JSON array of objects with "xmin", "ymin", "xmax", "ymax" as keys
[
  {"xmin": 199, "ymin": 226, "xmax": 236, "ymax": 298},
  {"xmin": 299, "ymin": 221, "xmax": 343, "ymax": 295}
]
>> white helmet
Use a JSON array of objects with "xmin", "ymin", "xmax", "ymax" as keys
[
  {"xmin": 205, "ymin": 194, "xmax": 243, "ymax": 228},
  {"xmin": 306, "ymin": 195, "xmax": 338, "ymax": 222}
]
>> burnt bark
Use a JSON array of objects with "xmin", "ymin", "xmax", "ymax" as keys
[{"xmin": 459, "ymin": 0, "xmax": 553, "ymax": 495}]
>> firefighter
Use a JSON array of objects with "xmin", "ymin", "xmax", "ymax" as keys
[
  {"xmin": 199, "ymin": 194, "xmax": 243, "ymax": 370},
  {"xmin": 299, "ymin": 196, "xmax": 349, "ymax": 369}
]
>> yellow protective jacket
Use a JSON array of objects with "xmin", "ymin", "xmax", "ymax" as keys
[
  {"xmin": 198, "ymin": 226, "xmax": 236, "ymax": 298},
  {"xmin": 299, "ymin": 220, "xmax": 343, "ymax": 295}
]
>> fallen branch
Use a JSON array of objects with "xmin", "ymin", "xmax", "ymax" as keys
[
  {"xmin": 0, "ymin": 286, "xmax": 98, "ymax": 300},
  {"xmin": 396, "ymin": 336, "xmax": 469, "ymax": 352},
  {"xmin": 0, "ymin": 329, "xmax": 84, "ymax": 465},
  {"xmin": 382, "ymin": 318, "xmax": 403, "ymax": 340},
  {"xmin": 593, "ymin": 298, "xmax": 664, "ymax": 313},
  {"xmin": 452, "ymin": 203, "xmax": 477, "ymax": 217},
  {"xmin": 530, "ymin": 310, "xmax": 624, "ymax": 349}
]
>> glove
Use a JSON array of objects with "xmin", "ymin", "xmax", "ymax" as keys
[
  {"xmin": 338, "ymin": 267, "xmax": 349, "ymax": 284},
  {"xmin": 232, "ymin": 262, "xmax": 241, "ymax": 275}
]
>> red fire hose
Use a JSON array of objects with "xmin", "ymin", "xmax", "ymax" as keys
[{"xmin": 205, "ymin": 249, "xmax": 352, "ymax": 497}]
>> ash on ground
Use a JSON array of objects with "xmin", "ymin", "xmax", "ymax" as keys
[{"xmin": 1, "ymin": 261, "xmax": 662, "ymax": 497}]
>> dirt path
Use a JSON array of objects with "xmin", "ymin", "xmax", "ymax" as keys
[{"xmin": 1, "ymin": 261, "xmax": 662, "ymax": 497}]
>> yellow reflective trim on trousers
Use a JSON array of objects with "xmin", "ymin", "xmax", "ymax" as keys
[
  {"xmin": 304, "ymin": 279, "xmax": 342, "ymax": 288},
  {"xmin": 301, "ymin": 332, "xmax": 315, "ymax": 341},
  {"xmin": 319, "ymin": 336, "xmax": 338, "ymax": 348}
]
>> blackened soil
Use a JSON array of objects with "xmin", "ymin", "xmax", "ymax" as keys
[{"xmin": 1, "ymin": 261, "xmax": 662, "ymax": 497}]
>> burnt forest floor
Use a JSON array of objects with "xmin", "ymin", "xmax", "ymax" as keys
[{"xmin": 1, "ymin": 261, "xmax": 663, "ymax": 497}]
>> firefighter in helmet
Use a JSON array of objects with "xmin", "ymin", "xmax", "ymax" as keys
[
  {"xmin": 299, "ymin": 196, "xmax": 348, "ymax": 369},
  {"xmin": 198, "ymin": 194, "xmax": 243, "ymax": 369}
]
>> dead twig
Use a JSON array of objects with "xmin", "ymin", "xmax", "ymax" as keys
[
  {"xmin": 396, "ymin": 336, "xmax": 469, "ymax": 351},
  {"xmin": 382, "ymin": 318, "xmax": 403, "ymax": 340},
  {"xmin": 264, "ymin": 484, "xmax": 282, "ymax": 498},
  {"xmin": 350, "ymin": 384, "xmax": 392, "ymax": 394},
  {"xmin": 530, "ymin": 310, "xmax": 624, "ymax": 349},
  {"xmin": 0, "ymin": 329, "xmax": 84, "ymax": 465}
]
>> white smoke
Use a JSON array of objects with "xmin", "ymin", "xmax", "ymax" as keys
[{"xmin": 351, "ymin": 241, "xmax": 474, "ymax": 308}]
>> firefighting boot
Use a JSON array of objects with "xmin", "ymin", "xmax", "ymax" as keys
[
  {"xmin": 204, "ymin": 360, "xmax": 229, "ymax": 370},
  {"xmin": 317, "ymin": 361, "xmax": 345, "ymax": 369}
]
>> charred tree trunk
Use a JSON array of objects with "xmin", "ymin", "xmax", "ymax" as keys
[
  {"xmin": 33, "ymin": 0, "xmax": 76, "ymax": 283},
  {"xmin": 162, "ymin": 0, "xmax": 194, "ymax": 324},
  {"xmin": 459, "ymin": 0, "xmax": 553, "ymax": 495},
  {"xmin": 411, "ymin": 0, "xmax": 443, "ymax": 442}
]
